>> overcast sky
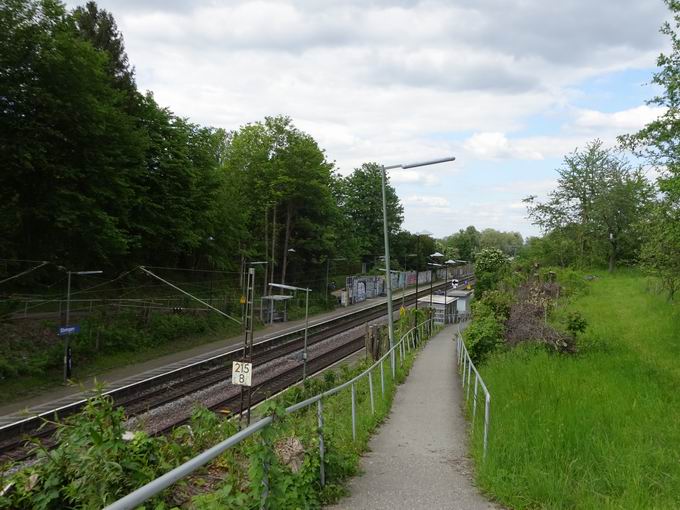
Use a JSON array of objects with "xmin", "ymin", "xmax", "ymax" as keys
[{"xmin": 66, "ymin": 0, "xmax": 671, "ymax": 238}]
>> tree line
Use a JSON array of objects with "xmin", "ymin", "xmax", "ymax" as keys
[
  {"xmin": 520, "ymin": 0, "xmax": 680, "ymax": 299},
  {"xmin": 1, "ymin": 0, "xmax": 526, "ymax": 291}
]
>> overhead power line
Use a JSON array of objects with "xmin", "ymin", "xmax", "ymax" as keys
[
  {"xmin": 0, "ymin": 261, "xmax": 49, "ymax": 285},
  {"xmin": 138, "ymin": 266, "xmax": 241, "ymax": 325}
]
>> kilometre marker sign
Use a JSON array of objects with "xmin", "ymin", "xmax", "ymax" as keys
[{"xmin": 232, "ymin": 361, "xmax": 252, "ymax": 386}]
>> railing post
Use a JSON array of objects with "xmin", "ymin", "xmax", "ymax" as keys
[
  {"xmin": 380, "ymin": 358, "xmax": 385, "ymax": 397},
  {"xmin": 462, "ymin": 353, "xmax": 467, "ymax": 385},
  {"xmin": 351, "ymin": 383, "xmax": 357, "ymax": 441},
  {"xmin": 391, "ymin": 347, "xmax": 396, "ymax": 379},
  {"xmin": 472, "ymin": 374, "xmax": 479, "ymax": 426},
  {"xmin": 483, "ymin": 394, "xmax": 490, "ymax": 460},
  {"xmin": 466, "ymin": 361, "xmax": 472, "ymax": 401},
  {"xmin": 368, "ymin": 369, "xmax": 375, "ymax": 415},
  {"xmin": 317, "ymin": 399, "xmax": 325, "ymax": 486}
]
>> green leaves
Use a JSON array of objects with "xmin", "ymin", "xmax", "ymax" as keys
[
  {"xmin": 474, "ymin": 248, "xmax": 510, "ymax": 298},
  {"xmin": 334, "ymin": 163, "xmax": 404, "ymax": 262},
  {"xmin": 525, "ymin": 140, "xmax": 653, "ymax": 270}
]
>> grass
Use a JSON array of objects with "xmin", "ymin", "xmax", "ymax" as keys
[
  {"xmin": 471, "ymin": 270, "xmax": 680, "ymax": 509},
  {"xmin": 0, "ymin": 317, "xmax": 245, "ymax": 406}
]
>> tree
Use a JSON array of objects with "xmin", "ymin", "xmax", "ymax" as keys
[
  {"xmin": 474, "ymin": 248, "xmax": 510, "ymax": 298},
  {"xmin": 0, "ymin": 0, "xmax": 146, "ymax": 267},
  {"xmin": 222, "ymin": 116, "xmax": 337, "ymax": 285},
  {"xmin": 335, "ymin": 163, "xmax": 404, "ymax": 263},
  {"xmin": 525, "ymin": 140, "xmax": 652, "ymax": 270},
  {"xmin": 442, "ymin": 226, "xmax": 480, "ymax": 262},
  {"xmin": 621, "ymin": 0, "xmax": 680, "ymax": 295},
  {"xmin": 479, "ymin": 228, "xmax": 523, "ymax": 257},
  {"xmin": 72, "ymin": 1, "xmax": 136, "ymax": 96},
  {"xmin": 639, "ymin": 205, "xmax": 680, "ymax": 299}
]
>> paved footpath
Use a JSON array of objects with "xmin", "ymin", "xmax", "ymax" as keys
[{"xmin": 328, "ymin": 324, "xmax": 498, "ymax": 510}]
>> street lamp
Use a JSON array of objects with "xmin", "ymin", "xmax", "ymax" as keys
[
  {"xmin": 426, "ymin": 261, "xmax": 443, "ymax": 312},
  {"xmin": 63, "ymin": 269, "xmax": 103, "ymax": 382},
  {"xmin": 449, "ymin": 259, "xmax": 468, "ymax": 287},
  {"xmin": 269, "ymin": 282, "xmax": 312, "ymax": 380},
  {"xmin": 445, "ymin": 259, "xmax": 456, "ymax": 323},
  {"xmin": 380, "ymin": 157, "xmax": 455, "ymax": 375}
]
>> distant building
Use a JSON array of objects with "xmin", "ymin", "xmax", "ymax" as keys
[
  {"xmin": 417, "ymin": 294, "xmax": 458, "ymax": 324},
  {"xmin": 447, "ymin": 289, "xmax": 474, "ymax": 315}
]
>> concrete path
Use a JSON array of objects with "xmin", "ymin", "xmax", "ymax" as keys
[{"xmin": 328, "ymin": 324, "xmax": 497, "ymax": 510}]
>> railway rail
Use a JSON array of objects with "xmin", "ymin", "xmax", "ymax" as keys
[{"xmin": 0, "ymin": 274, "xmax": 472, "ymax": 462}]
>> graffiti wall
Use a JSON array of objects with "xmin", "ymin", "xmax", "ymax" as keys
[
  {"xmin": 343, "ymin": 264, "xmax": 473, "ymax": 306},
  {"xmin": 346, "ymin": 275, "xmax": 387, "ymax": 304}
]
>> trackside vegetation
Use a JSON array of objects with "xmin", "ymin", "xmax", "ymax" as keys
[
  {"xmin": 469, "ymin": 271, "xmax": 680, "ymax": 509},
  {"xmin": 0, "ymin": 312, "xmax": 434, "ymax": 509}
]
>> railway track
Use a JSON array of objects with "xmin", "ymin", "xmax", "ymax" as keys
[{"xmin": 0, "ymin": 273, "xmax": 473, "ymax": 462}]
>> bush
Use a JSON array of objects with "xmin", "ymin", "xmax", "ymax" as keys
[
  {"xmin": 478, "ymin": 290, "xmax": 513, "ymax": 320},
  {"xmin": 565, "ymin": 311, "xmax": 588, "ymax": 336},
  {"xmin": 474, "ymin": 248, "xmax": 511, "ymax": 299},
  {"xmin": 464, "ymin": 304, "xmax": 505, "ymax": 364}
]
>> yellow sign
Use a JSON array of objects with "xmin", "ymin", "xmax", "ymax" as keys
[
  {"xmin": 400, "ymin": 306, "xmax": 406, "ymax": 317},
  {"xmin": 240, "ymin": 295, "xmax": 246, "ymax": 305}
]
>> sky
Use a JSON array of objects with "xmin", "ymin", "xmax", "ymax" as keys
[{"xmin": 65, "ymin": 0, "xmax": 671, "ymax": 239}]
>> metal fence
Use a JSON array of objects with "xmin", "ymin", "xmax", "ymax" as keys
[
  {"xmin": 455, "ymin": 331, "xmax": 491, "ymax": 459},
  {"xmin": 104, "ymin": 318, "xmax": 437, "ymax": 510}
]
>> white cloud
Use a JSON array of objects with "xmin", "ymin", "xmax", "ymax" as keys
[
  {"xmin": 62, "ymin": 0, "xmax": 670, "ymax": 237},
  {"xmin": 491, "ymin": 179, "xmax": 557, "ymax": 194},
  {"xmin": 403, "ymin": 195, "xmax": 450, "ymax": 207},
  {"xmin": 463, "ymin": 132, "xmax": 544, "ymax": 160},
  {"xmin": 571, "ymin": 105, "xmax": 665, "ymax": 131}
]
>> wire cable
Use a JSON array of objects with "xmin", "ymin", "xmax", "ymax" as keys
[{"xmin": 0, "ymin": 261, "xmax": 49, "ymax": 285}]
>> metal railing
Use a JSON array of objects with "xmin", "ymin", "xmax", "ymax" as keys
[
  {"xmin": 104, "ymin": 318, "xmax": 437, "ymax": 510},
  {"xmin": 455, "ymin": 331, "xmax": 491, "ymax": 459}
]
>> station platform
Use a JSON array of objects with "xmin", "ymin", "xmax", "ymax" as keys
[
  {"xmin": 0, "ymin": 281, "xmax": 441, "ymax": 418},
  {"xmin": 328, "ymin": 324, "xmax": 497, "ymax": 510}
]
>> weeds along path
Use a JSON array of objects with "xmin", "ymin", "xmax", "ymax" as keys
[{"xmin": 474, "ymin": 270, "xmax": 680, "ymax": 509}]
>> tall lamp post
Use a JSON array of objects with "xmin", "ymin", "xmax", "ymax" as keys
[
  {"xmin": 63, "ymin": 269, "xmax": 103, "ymax": 382},
  {"xmin": 429, "ymin": 251, "xmax": 444, "ymax": 308},
  {"xmin": 380, "ymin": 157, "xmax": 455, "ymax": 375},
  {"xmin": 269, "ymin": 283, "xmax": 312, "ymax": 380},
  {"xmin": 444, "ymin": 259, "xmax": 456, "ymax": 323},
  {"xmin": 426, "ymin": 261, "xmax": 443, "ymax": 321}
]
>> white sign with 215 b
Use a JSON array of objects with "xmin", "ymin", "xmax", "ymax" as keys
[{"xmin": 232, "ymin": 361, "xmax": 252, "ymax": 386}]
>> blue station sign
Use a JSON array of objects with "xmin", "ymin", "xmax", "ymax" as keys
[{"xmin": 58, "ymin": 325, "xmax": 81, "ymax": 336}]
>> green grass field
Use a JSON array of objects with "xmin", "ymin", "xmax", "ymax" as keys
[{"xmin": 473, "ymin": 271, "xmax": 680, "ymax": 509}]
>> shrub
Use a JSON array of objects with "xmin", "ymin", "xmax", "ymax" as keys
[
  {"xmin": 478, "ymin": 290, "xmax": 513, "ymax": 320},
  {"xmin": 565, "ymin": 311, "xmax": 588, "ymax": 336},
  {"xmin": 464, "ymin": 305, "xmax": 505, "ymax": 364}
]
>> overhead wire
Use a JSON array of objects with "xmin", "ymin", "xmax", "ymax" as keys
[{"xmin": 0, "ymin": 261, "xmax": 49, "ymax": 285}]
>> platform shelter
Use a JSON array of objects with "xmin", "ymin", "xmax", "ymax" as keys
[
  {"xmin": 260, "ymin": 294, "xmax": 293, "ymax": 324},
  {"xmin": 417, "ymin": 294, "xmax": 458, "ymax": 324}
]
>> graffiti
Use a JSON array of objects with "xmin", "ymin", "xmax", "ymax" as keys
[{"xmin": 357, "ymin": 281, "xmax": 366, "ymax": 301}]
